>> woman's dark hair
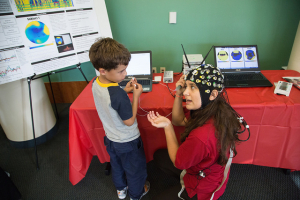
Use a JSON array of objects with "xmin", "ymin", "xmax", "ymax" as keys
[{"xmin": 181, "ymin": 91, "xmax": 241, "ymax": 166}]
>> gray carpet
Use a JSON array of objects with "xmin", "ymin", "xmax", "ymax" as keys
[{"xmin": 0, "ymin": 103, "xmax": 299, "ymax": 200}]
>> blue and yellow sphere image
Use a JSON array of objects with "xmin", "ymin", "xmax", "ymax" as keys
[
  {"xmin": 231, "ymin": 50, "xmax": 242, "ymax": 60},
  {"xmin": 245, "ymin": 50, "xmax": 256, "ymax": 60},
  {"xmin": 55, "ymin": 37, "xmax": 63, "ymax": 45},
  {"xmin": 217, "ymin": 51, "xmax": 228, "ymax": 61},
  {"xmin": 25, "ymin": 21, "xmax": 50, "ymax": 44}
]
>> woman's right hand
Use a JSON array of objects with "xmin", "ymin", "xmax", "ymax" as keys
[{"xmin": 176, "ymin": 75, "xmax": 186, "ymax": 96}]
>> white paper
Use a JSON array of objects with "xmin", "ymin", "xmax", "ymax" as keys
[
  {"xmin": 67, "ymin": 8, "xmax": 101, "ymax": 63},
  {"xmin": 0, "ymin": 0, "xmax": 103, "ymax": 83},
  {"xmin": 0, "ymin": 45, "xmax": 34, "ymax": 85},
  {"xmin": 154, "ymin": 76, "xmax": 162, "ymax": 81},
  {"xmin": 0, "ymin": 15, "xmax": 23, "ymax": 49},
  {"xmin": 16, "ymin": 12, "xmax": 80, "ymax": 74}
]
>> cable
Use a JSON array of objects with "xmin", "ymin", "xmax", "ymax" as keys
[
  {"xmin": 136, "ymin": 97, "xmax": 172, "ymax": 117},
  {"xmin": 166, "ymin": 83, "xmax": 176, "ymax": 98},
  {"xmin": 222, "ymin": 90, "xmax": 250, "ymax": 142},
  {"xmin": 185, "ymin": 165, "xmax": 213, "ymax": 192},
  {"xmin": 165, "ymin": 83, "xmax": 187, "ymax": 102}
]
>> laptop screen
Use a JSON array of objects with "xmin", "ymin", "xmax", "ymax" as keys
[
  {"xmin": 214, "ymin": 45, "xmax": 260, "ymax": 72},
  {"xmin": 126, "ymin": 51, "xmax": 152, "ymax": 76}
]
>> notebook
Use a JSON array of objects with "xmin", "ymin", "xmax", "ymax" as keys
[
  {"xmin": 119, "ymin": 51, "xmax": 152, "ymax": 92},
  {"xmin": 214, "ymin": 45, "xmax": 273, "ymax": 88}
]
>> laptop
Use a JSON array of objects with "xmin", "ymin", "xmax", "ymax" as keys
[
  {"xmin": 214, "ymin": 45, "xmax": 273, "ymax": 87},
  {"xmin": 119, "ymin": 51, "xmax": 153, "ymax": 92}
]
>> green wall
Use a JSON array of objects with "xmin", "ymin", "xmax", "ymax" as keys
[{"xmin": 47, "ymin": 0, "xmax": 300, "ymax": 82}]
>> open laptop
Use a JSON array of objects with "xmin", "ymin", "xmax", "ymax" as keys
[
  {"xmin": 119, "ymin": 51, "xmax": 152, "ymax": 92},
  {"xmin": 214, "ymin": 45, "xmax": 273, "ymax": 87}
]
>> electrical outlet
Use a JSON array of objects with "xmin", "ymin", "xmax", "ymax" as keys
[
  {"xmin": 160, "ymin": 67, "xmax": 166, "ymax": 73},
  {"xmin": 152, "ymin": 67, "xmax": 157, "ymax": 73}
]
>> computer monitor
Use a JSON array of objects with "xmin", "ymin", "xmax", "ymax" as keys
[{"xmin": 126, "ymin": 51, "xmax": 152, "ymax": 78}]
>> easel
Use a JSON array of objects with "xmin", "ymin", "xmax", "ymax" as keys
[{"xmin": 27, "ymin": 63, "xmax": 89, "ymax": 170}]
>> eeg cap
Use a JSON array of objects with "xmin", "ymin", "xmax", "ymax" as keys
[{"xmin": 185, "ymin": 64, "xmax": 224, "ymax": 108}]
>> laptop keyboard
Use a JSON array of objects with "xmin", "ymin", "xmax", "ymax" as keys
[
  {"xmin": 225, "ymin": 73, "xmax": 266, "ymax": 81},
  {"xmin": 119, "ymin": 79, "xmax": 151, "ymax": 86}
]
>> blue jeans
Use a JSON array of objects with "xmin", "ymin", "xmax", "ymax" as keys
[{"xmin": 104, "ymin": 136, "xmax": 147, "ymax": 199}]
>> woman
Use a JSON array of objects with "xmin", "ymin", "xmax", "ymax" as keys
[{"xmin": 147, "ymin": 64, "xmax": 249, "ymax": 200}]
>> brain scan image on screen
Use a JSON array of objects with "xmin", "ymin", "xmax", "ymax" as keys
[
  {"xmin": 245, "ymin": 50, "xmax": 256, "ymax": 60},
  {"xmin": 217, "ymin": 50, "xmax": 229, "ymax": 61},
  {"xmin": 231, "ymin": 50, "xmax": 242, "ymax": 60}
]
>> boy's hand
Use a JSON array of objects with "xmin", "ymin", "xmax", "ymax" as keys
[
  {"xmin": 176, "ymin": 75, "xmax": 186, "ymax": 95},
  {"xmin": 147, "ymin": 111, "xmax": 171, "ymax": 128},
  {"xmin": 124, "ymin": 78, "xmax": 137, "ymax": 93},
  {"xmin": 133, "ymin": 83, "xmax": 143, "ymax": 98}
]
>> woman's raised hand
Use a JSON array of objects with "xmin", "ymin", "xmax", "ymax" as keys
[
  {"xmin": 147, "ymin": 111, "xmax": 171, "ymax": 128},
  {"xmin": 176, "ymin": 75, "xmax": 186, "ymax": 95}
]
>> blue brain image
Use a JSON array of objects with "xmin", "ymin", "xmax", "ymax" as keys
[
  {"xmin": 245, "ymin": 50, "xmax": 256, "ymax": 60},
  {"xmin": 25, "ymin": 21, "xmax": 50, "ymax": 44},
  {"xmin": 231, "ymin": 50, "xmax": 242, "ymax": 60},
  {"xmin": 55, "ymin": 37, "xmax": 63, "ymax": 45}
]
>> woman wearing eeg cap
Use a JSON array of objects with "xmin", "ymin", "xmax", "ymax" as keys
[{"xmin": 147, "ymin": 64, "xmax": 249, "ymax": 200}]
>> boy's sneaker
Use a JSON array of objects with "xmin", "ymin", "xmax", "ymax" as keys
[
  {"xmin": 130, "ymin": 181, "xmax": 150, "ymax": 200},
  {"xmin": 117, "ymin": 186, "xmax": 128, "ymax": 199}
]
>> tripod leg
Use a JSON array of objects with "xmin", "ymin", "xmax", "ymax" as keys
[
  {"xmin": 27, "ymin": 78, "xmax": 40, "ymax": 170},
  {"xmin": 77, "ymin": 63, "xmax": 89, "ymax": 83}
]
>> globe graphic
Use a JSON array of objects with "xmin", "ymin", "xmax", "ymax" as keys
[
  {"xmin": 245, "ymin": 50, "xmax": 256, "ymax": 60},
  {"xmin": 231, "ymin": 50, "xmax": 242, "ymax": 60},
  {"xmin": 217, "ymin": 51, "xmax": 228, "ymax": 61},
  {"xmin": 25, "ymin": 21, "xmax": 50, "ymax": 44},
  {"xmin": 55, "ymin": 37, "xmax": 63, "ymax": 45}
]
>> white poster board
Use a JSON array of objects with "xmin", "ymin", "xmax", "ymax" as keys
[
  {"xmin": 288, "ymin": 21, "xmax": 300, "ymax": 73},
  {"xmin": 0, "ymin": 0, "xmax": 112, "ymax": 85}
]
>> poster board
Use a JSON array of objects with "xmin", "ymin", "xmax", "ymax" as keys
[{"xmin": 0, "ymin": 0, "xmax": 112, "ymax": 85}]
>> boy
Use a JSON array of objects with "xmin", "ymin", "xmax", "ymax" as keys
[{"xmin": 89, "ymin": 38, "xmax": 150, "ymax": 200}]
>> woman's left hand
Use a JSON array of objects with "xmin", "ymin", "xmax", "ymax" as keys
[{"xmin": 147, "ymin": 111, "xmax": 171, "ymax": 128}]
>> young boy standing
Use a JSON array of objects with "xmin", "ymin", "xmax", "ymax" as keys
[{"xmin": 89, "ymin": 38, "xmax": 150, "ymax": 200}]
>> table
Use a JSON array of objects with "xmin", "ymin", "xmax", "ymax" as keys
[{"xmin": 69, "ymin": 70, "xmax": 300, "ymax": 185}]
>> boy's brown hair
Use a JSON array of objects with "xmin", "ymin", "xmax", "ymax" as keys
[{"xmin": 89, "ymin": 37, "xmax": 131, "ymax": 71}]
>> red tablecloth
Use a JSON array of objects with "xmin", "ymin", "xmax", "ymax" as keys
[{"xmin": 69, "ymin": 70, "xmax": 300, "ymax": 185}]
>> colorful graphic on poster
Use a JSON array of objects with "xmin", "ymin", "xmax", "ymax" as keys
[
  {"xmin": 14, "ymin": 0, "xmax": 73, "ymax": 12},
  {"xmin": 231, "ymin": 50, "xmax": 242, "ymax": 60},
  {"xmin": 0, "ymin": 65, "xmax": 21, "ymax": 78},
  {"xmin": 217, "ymin": 50, "xmax": 229, "ymax": 61},
  {"xmin": 25, "ymin": 21, "xmax": 50, "ymax": 44},
  {"xmin": 0, "ymin": 50, "xmax": 25, "ymax": 85},
  {"xmin": 0, "ymin": 51, "xmax": 17, "ymax": 63},
  {"xmin": 245, "ymin": 50, "xmax": 256, "ymax": 60},
  {"xmin": 54, "ymin": 33, "xmax": 74, "ymax": 53},
  {"xmin": 55, "ymin": 36, "xmax": 64, "ymax": 45}
]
